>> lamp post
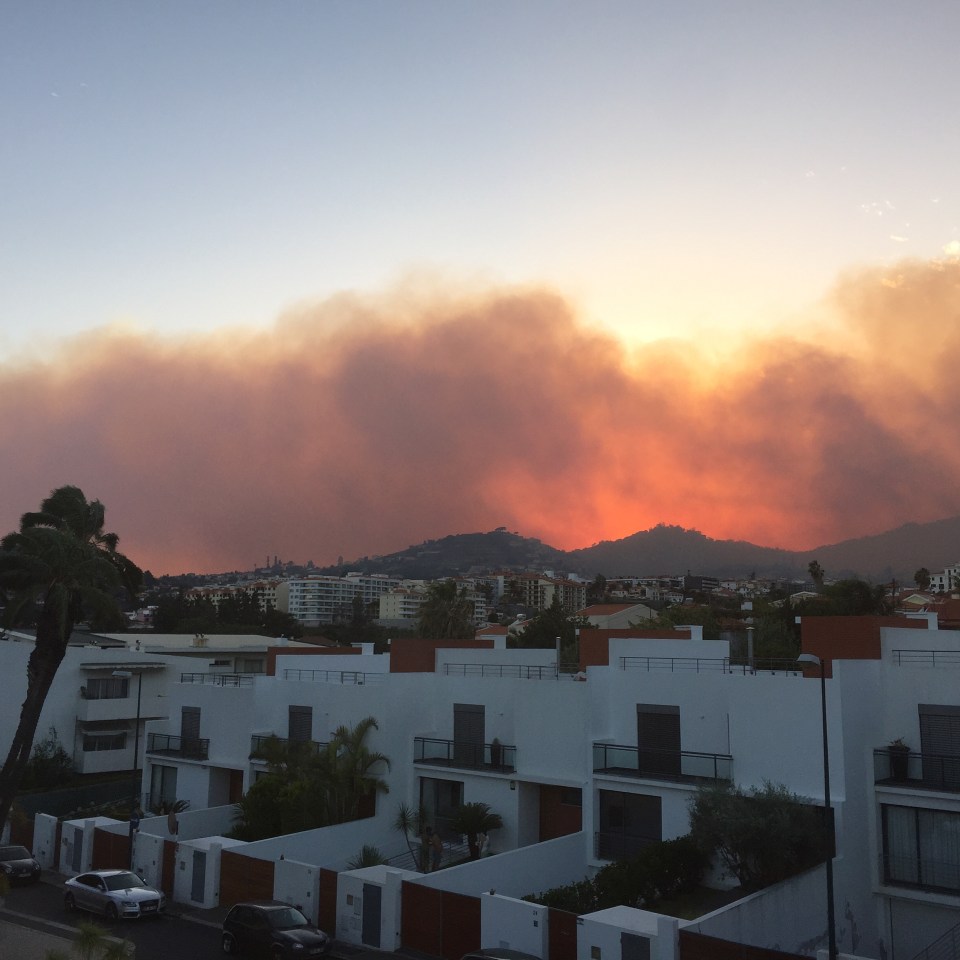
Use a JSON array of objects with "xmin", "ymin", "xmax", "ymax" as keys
[
  {"xmin": 113, "ymin": 670, "xmax": 142, "ymax": 864},
  {"xmin": 797, "ymin": 653, "xmax": 837, "ymax": 960}
]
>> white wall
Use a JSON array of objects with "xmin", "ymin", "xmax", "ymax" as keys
[
  {"xmin": 480, "ymin": 892, "xmax": 549, "ymax": 957},
  {"xmin": 274, "ymin": 858, "xmax": 322, "ymax": 926}
]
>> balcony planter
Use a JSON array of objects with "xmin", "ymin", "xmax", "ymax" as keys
[{"xmin": 888, "ymin": 739, "xmax": 910, "ymax": 781}]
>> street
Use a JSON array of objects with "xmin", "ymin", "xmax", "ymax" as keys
[{"xmin": 1, "ymin": 876, "xmax": 223, "ymax": 959}]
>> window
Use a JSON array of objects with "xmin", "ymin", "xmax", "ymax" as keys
[
  {"xmin": 150, "ymin": 764, "xmax": 178, "ymax": 808},
  {"xmin": 240, "ymin": 658, "xmax": 265, "ymax": 673},
  {"xmin": 882, "ymin": 804, "xmax": 960, "ymax": 892},
  {"xmin": 597, "ymin": 790, "xmax": 661, "ymax": 860},
  {"xmin": 84, "ymin": 677, "xmax": 129, "ymax": 700},
  {"xmin": 420, "ymin": 777, "xmax": 463, "ymax": 840},
  {"xmin": 560, "ymin": 787, "xmax": 583, "ymax": 806},
  {"xmin": 83, "ymin": 732, "xmax": 127, "ymax": 752}
]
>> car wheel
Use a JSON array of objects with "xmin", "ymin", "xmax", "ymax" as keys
[
  {"xmin": 64, "ymin": 892, "xmax": 76, "ymax": 912},
  {"xmin": 271, "ymin": 947, "xmax": 285, "ymax": 960},
  {"xmin": 107, "ymin": 902, "xmax": 119, "ymax": 921},
  {"xmin": 221, "ymin": 932, "xmax": 237, "ymax": 955}
]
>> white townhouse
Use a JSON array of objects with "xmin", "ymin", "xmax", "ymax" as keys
[{"xmin": 127, "ymin": 616, "xmax": 960, "ymax": 959}]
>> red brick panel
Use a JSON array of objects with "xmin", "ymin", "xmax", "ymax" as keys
[
  {"xmin": 401, "ymin": 881, "xmax": 442, "ymax": 955},
  {"xmin": 93, "ymin": 828, "xmax": 129, "ymax": 870},
  {"xmin": 10, "ymin": 818, "xmax": 35, "ymax": 851},
  {"xmin": 219, "ymin": 849, "xmax": 275, "ymax": 907},
  {"xmin": 679, "ymin": 930, "xmax": 808, "ymax": 960},
  {"xmin": 319, "ymin": 869, "xmax": 338, "ymax": 933},
  {"xmin": 539, "ymin": 785, "xmax": 582, "ymax": 841},
  {"xmin": 801, "ymin": 615, "xmax": 925, "ymax": 677},
  {"xmin": 548, "ymin": 909, "xmax": 578, "ymax": 960},
  {"xmin": 390, "ymin": 638, "xmax": 493, "ymax": 673},
  {"xmin": 440, "ymin": 890, "xmax": 481, "ymax": 960},
  {"xmin": 578, "ymin": 628, "xmax": 693, "ymax": 670}
]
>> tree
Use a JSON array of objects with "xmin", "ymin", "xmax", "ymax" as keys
[
  {"xmin": 808, "ymin": 560, "xmax": 825, "ymax": 591},
  {"xmin": 394, "ymin": 801, "xmax": 428, "ymax": 866},
  {"xmin": 417, "ymin": 580, "xmax": 475, "ymax": 639},
  {"xmin": 915, "ymin": 567, "xmax": 932, "ymax": 591},
  {"xmin": 347, "ymin": 844, "xmax": 387, "ymax": 869},
  {"xmin": 688, "ymin": 781, "xmax": 830, "ymax": 892},
  {"xmin": 45, "ymin": 919, "xmax": 133, "ymax": 959},
  {"xmin": 231, "ymin": 717, "xmax": 389, "ymax": 840},
  {"xmin": 451, "ymin": 801, "xmax": 503, "ymax": 859},
  {"xmin": 510, "ymin": 595, "xmax": 590, "ymax": 665},
  {"xmin": 0, "ymin": 486, "xmax": 142, "ymax": 834}
]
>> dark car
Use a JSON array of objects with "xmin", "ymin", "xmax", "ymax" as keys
[
  {"xmin": 0, "ymin": 844, "xmax": 41, "ymax": 885},
  {"xmin": 221, "ymin": 901, "xmax": 331, "ymax": 958}
]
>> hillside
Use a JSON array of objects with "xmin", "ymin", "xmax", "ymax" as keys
[{"xmin": 319, "ymin": 516, "xmax": 960, "ymax": 583}]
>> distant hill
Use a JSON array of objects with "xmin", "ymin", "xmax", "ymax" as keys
[{"xmin": 319, "ymin": 516, "xmax": 960, "ymax": 584}]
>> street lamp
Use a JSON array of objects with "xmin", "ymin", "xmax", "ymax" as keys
[
  {"xmin": 112, "ymin": 669, "xmax": 143, "ymax": 821},
  {"xmin": 797, "ymin": 652, "xmax": 837, "ymax": 960}
]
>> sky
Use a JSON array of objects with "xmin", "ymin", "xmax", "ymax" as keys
[{"xmin": 2, "ymin": 2, "xmax": 960, "ymax": 574}]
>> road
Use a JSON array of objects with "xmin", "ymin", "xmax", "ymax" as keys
[{"xmin": 1, "ymin": 877, "xmax": 223, "ymax": 959}]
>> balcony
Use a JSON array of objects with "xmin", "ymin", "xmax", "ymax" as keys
[
  {"xmin": 619, "ymin": 656, "xmax": 802, "ymax": 676},
  {"xmin": 414, "ymin": 737, "xmax": 516, "ymax": 773},
  {"xmin": 146, "ymin": 733, "xmax": 209, "ymax": 761},
  {"xmin": 593, "ymin": 743, "xmax": 732, "ymax": 783},
  {"xmin": 874, "ymin": 748, "xmax": 960, "ymax": 792},
  {"xmin": 249, "ymin": 735, "xmax": 329, "ymax": 759},
  {"xmin": 180, "ymin": 673, "xmax": 254, "ymax": 687}
]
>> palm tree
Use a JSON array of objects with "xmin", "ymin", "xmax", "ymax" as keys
[
  {"xmin": 323, "ymin": 716, "xmax": 390, "ymax": 824},
  {"xmin": 0, "ymin": 486, "xmax": 142, "ymax": 833},
  {"xmin": 346, "ymin": 844, "xmax": 387, "ymax": 869},
  {"xmin": 451, "ymin": 801, "xmax": 503, "ymax": 860},
  {"xmin": 417, "ymin": 580, "xmax": 475, "ymax": 639},
  {"xmin": 394, "ymin": 801, "xmax": 428, "ymax": 866},
  {"xmin": 45, "ymin": 919, "xmax": 133, "ymax": 959}
]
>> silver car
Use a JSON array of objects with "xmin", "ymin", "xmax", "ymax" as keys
[{"xmin": 64, "ymin": 869, "xmax": 165, "ymax": 919}]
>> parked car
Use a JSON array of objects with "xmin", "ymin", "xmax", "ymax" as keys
[
  {"xmin": 63, "ymin": 869, "xmax": 165, "ymax": 919},
  {"xmin": 221, "ymin": 901, "xmax": 331, "ymax": 958},
  {"xmin": 0, "ymin": 844, "xmax": 41, "ymax": 885}
]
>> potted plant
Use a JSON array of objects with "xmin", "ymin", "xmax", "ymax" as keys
[
  {"xmin": 888, "ymin": 738, "xmax": 910, "ymax": 781},
  {"xmin": 490, "ymin": 737, "xmax": 503, "ymax": 769}
]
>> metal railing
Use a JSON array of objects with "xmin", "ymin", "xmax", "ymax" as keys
[
  {"xmin": 250, "ymin": 734, "xmax": 329, "ymax": 759},
  {"xmin": 414, "ymin": 736, "xmax": 516, "ymax": 772},
  {"xmin": 281, "ymin": 669, "xmax": 385, "ymax": 685},
  {"xmin": 893, "ymin": 649, "xmax": 960, "ymax": 667},
  {"xmin": 442, "ymin": 663, "xmax": 559, "ymax": 679},
  {"xmin": 146, "ymin": 733, "xmax": 209, "ymax": 761},
  {"xmin": 874, "ymin": 749, "xmax": 960, "ymax": 792},
  {"xmin": 594, "ymin": 831, "xmax": 659, "ymax": 861},
  {"xmin": 910, "ymin": 918, "xmax": 960, "ymax": 960},
  {"xmin": 180, "ymin": 673, "xmax": 255, "ymax": 687},
  {"xmin": 594, "ymin": 742, "xmax": 732, "ymax": 781},
  {"xmin": 619, "ymin": 656, "xmax": 802, "ymax": 675}
]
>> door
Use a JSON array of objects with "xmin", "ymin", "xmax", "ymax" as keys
[
  {"xmin": 453, "ymin": 704, "xmax": 485, "ymax": 767},
  {"xmin": 288, "ymin": 705, "xmax": 313, "ymax": 743},
  {"xmin": 71, "ymin": 825, "xmax": 83, "ymax": 872},
  {"xmin": 637, "ymin": 704, "xmax": 681, "ymax": 776},
  {"xmin": 621, "ymin": 932, "xmax": 651, "ymax": 960},
  {"xmin": 920, "ymin": 704, "xmax": 960, "ymax": 787},
  {"xmin": 181, "ymin": 707, "xmax": 201, "ymax": 758},
  {"xmin": 191, "ymin": 849, "xmax": 206, "ymax": 902},
  {"xmin": 362, "ymin": 883, "xmax": 382, "ymax": 947}
]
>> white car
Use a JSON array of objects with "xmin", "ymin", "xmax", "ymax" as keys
[{"xmin": 64, "ymin": 869, "xmax": 165, "ymax": 919}]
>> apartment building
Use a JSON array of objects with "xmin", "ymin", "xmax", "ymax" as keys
[{"xmin": 286, "ymin": 574, "xmax": 402, "ymax": 626}]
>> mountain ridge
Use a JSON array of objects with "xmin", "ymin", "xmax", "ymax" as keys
[{"xmin": 317, "ymin": 515, "xmax": 960, "ymax": 583}]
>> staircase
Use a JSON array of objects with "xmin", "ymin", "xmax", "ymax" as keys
[{"xmin": 912, "ymin": 920, "xmax": 960, "ymax": 960}]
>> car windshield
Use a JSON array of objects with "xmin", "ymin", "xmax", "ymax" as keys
[
  {"xmin": 0, "ymin": 846, "xmax": 31, "ymax": 860},
  {"xmin": 267, "ymin": 907, "xmax": 308, "ymax": 930},
  {"xmin": 104, "ymin": 872, "xmax": 143, "ymax": 891}
]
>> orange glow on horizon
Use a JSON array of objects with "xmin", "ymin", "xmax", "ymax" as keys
[{"xmin": 1, "ymin": 259, "xmax": 959, "ymax": 574}]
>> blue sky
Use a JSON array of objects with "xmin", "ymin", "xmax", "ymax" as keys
[{"xmin": 4, "ymin": 1, "xmax": 959, "ymax": 360}]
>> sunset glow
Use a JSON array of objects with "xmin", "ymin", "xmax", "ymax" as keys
[{"xmin": 2, "ymin": 4, "xmax": 959, "ymax": 572}]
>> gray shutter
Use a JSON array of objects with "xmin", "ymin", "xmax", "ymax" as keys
[
  {"xmin": 288, "ymin": 705, "xmax": 313, "ymax": 742},
  {"xmin": 637, "ymin": 704, "xmax": 681, "ymax": 776},
  {"xmin": 919, "ymin": 704, "xmax": 960, "ymax": 786},
  {"xmin": 181, "ymin": 707, "xmax": 201, "ymax": 741},
  {"xmin": 453, "ymin": 703, "xmax": 485, "ymax": 767}
]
